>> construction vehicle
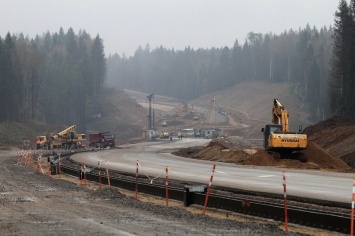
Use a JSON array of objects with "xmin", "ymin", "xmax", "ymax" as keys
[
  {"xmin": 159, "ymin": 130, "xmax": 170, "ymax": 139},
  {"xmin": 192, "ymin": 110, "xmax": 200, "ymax": 120},
  {"xmin": 89, "ymin": 132, "xmax": 115, "ymax": 148},
  {"xmin": 36, "ymin": 125, "xmax": 86, "ymax": 149},
  {"xmin": 160, "ymin": 120, "xmax": 167, "ymax": 127},
  {"xmin": 60, "ymin": 132, "xmax": 86, "ymax": 149},
  {"xmin": 36, "ymin": 135, "xmax": 49, "ymax": 149},
  {"xmin": 261, "ymin": 99, "xmax": 307, "ymax": 161}
]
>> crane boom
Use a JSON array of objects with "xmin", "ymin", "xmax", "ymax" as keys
[
  {"xmin": 51, "ymin": 125, "xmax": 77, "ymax": 140},
  {"xmin": 58, "ymin": 125, "xmax": 76, "ymax": 136}
]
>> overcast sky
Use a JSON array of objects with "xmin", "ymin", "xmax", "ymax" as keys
[{"xmin": 1, "ymin": 0, "xmax": 340, "ymax": 57}]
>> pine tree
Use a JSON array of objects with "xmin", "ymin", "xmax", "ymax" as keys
[
  {"xmin": 0, "ymin": 37, "xmax": 4, "ymax": 121},
  {"xmin": 329, "ymin": 0, "xmax": 351, "ymax": 116},
  {"xmin": 347, "ymin": 0, "xmax": 355, "ymax": 118},
  {"xmin": 91, "ymin": 35, "xmax": 106, "ymax": 97}
]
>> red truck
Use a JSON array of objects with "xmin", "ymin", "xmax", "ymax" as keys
[{"xmin": 89, "ymin": 132, "xmax": 115, "ymax": 148}]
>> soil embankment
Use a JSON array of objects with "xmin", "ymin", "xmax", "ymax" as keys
[{"xmin": 173, "ymin": 116, "xmax": 354, "ymax": 173}]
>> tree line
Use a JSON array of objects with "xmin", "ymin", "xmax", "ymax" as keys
[
  {"xmin": 329, "ymin": 0, "xmax": 355, "ymax": 119},
  {"xmin": 0, "ymin": 28, "xmax": 106, "ymax": 132},
  {"xmin": 1, "ymin": 0, "xmax": 354, "ymax": 130}
]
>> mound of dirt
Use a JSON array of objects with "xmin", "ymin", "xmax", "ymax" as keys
[
  {"xmin": 302, "ymin": 141, "xmax": 351, "ymax": 171},
  {"xmin": 240, "ymin": 142, "xmax": 347, "ymax": 171},
  {"xmin": 206, "ymin": 139, "xmax": 229, "ymax": 149},
  {"xmin": 172, "ymin": 146, "xmax": 204, "ymax": 157},
  {"xmin": 304, "ymin": 116, "xmax": 355, "ymax": 168},
  {"xmin": 242, "ymin": 150, "xmax": 276, "ymax": 166},
  {"xmin": 193, "ymin": 146, "xmax": 250, "ymax": 163},
  {"xmin": 173, "ymin": 138, "xmax": 353, "ymax": 172},
  {"xmin": 304, "ymin": 116, "xmax": 355, "ymax": 136}
]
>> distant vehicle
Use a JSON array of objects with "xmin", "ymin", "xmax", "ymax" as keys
[
  {"xmin": 181, "ymin": 128, "xmax": 194, "ymax": 137},
  {"xmin": 204, "ymin": 128, "xmax": 219, "ymax": 139},
  {"xmin": 193, "ymin": 128, "xmax": 201, "ymax": 137},
  {"xmin": 89, "ymin": 132, "xmax": 115, "ymax": 148},
  {"xmin": 147, "ymin": 130, "xmax": 157, "ymax": 139},
  {"xmin": 159, "ymin": 130, "xmax": 170, "ymax": 139}
]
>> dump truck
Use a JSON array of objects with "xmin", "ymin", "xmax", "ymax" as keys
[
  {"xmin": 89, "ymin": 132, "xmax": 115, "ymax": 148},
  {"xmin": 261, "ymin": 99, "xmax": 307, "ymax": 161}
]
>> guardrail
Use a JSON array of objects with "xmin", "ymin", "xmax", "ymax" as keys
[{"xmin": 60, "ymin": 163, "xmax": 351, "ymax": 234}]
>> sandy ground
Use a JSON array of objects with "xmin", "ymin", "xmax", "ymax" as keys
[{"xmin": 0, "ymin": 150, "xmax": 344, "ymax": 236}]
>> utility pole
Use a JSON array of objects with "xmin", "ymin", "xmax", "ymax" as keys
[{"xmin": 147, "ymin": 94, "xmax": 154, "ymax": 130}]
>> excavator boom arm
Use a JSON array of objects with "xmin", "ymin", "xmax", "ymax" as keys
[{"xmin": 272, "ymin": 99, "xmax": 289, "ymax": 131}]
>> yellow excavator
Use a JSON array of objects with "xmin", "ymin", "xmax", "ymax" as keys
[{"xmin": 261, "ymin": 99, "xmax": 307, "ymax": 161}]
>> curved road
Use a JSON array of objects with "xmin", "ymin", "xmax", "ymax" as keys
[{"xmin": 71, "ymin": 138, "xmax": 355, "ymax": 204}]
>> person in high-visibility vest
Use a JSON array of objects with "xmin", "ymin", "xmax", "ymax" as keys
[{"xmin": 36, "ymin": 139, "xmax": 41, "ymax": 150}]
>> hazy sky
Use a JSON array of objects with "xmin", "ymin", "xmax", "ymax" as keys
[{"xmin": 1, "ymin": 0, "xmax": 340, "ymax": 57}]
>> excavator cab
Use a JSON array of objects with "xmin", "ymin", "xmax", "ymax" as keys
[
  {"xmin": 261, "ymin": 124, "xmax": 282, "ymax": 150},
  {"xmin": 262, "ymin": 124, "xmax": 307, "ymax": 161}
]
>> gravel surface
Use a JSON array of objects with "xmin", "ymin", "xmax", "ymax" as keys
[{"xmin": 0, "ymin": 150, "xmax": 308, "ymax": 236}]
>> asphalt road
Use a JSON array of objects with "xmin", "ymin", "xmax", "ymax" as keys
[{"xmin": 71, "ymin": 138, "xmax": 355, "ymax": 203}]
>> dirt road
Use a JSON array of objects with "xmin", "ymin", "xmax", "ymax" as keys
[{"xmin": 0, "ymin": 150, "xmax": 307, "ymax": 236}]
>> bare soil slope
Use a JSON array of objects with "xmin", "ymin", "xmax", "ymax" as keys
[
  {"xmin": 0, "ymin": 88, "xmax": 147, "ymax": 149},
  {"xmin": 304, "ymin": 116, "xmax": 355, "ymax": 168},
  {"xmin": 125, "ymin": 82, "xmax": 355, "ymax": 173},
  {"xmin": 190, "ymin": 81, "xmax": 311, "ymax": 139},
  {"xmin": 86, "ymin": 88, "xmax": 147, "ymax": 140}
]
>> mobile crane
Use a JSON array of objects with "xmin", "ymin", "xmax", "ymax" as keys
[
  {"xmin": 261, "ymin": 99, "xmax": 307, "ymax": 161},
  {"xmin": 36, "ymin": 125, "xmax": 85, "ymax": 149}
]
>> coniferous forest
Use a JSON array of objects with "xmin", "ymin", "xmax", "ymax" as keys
[
  {"xmin": 0, "ymin": 28, "xmax": 106, "ymax": 132},
  {"xmin": 1, "ymin": 0, "xmax": 355, "ymax": 131}
]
